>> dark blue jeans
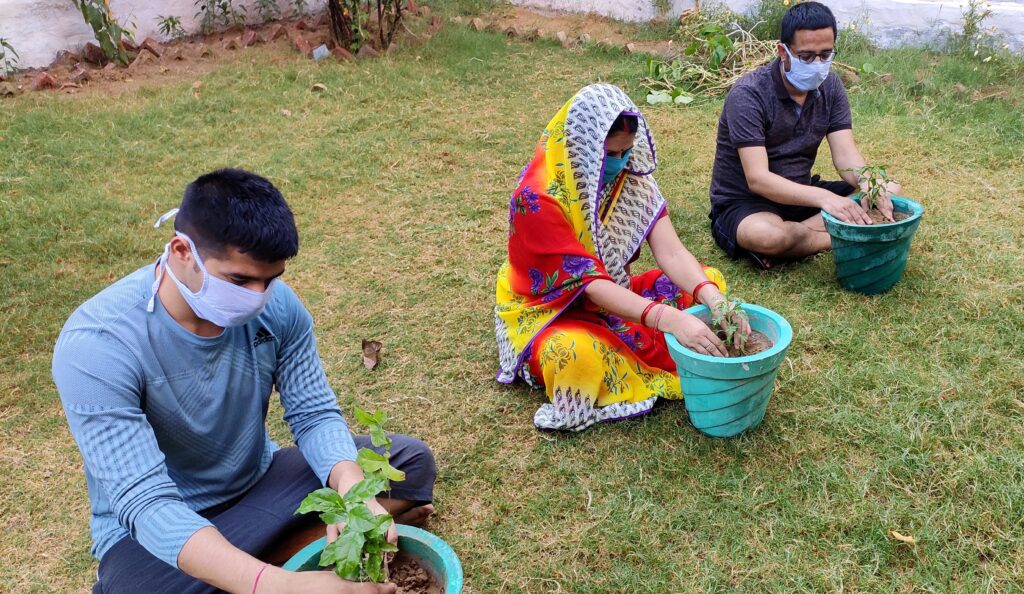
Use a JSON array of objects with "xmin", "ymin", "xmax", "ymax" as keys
[{"xmin": 93, "ymin": 435, "xmax": 435, "ymax": 594}]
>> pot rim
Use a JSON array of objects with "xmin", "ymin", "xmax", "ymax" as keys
[
  {"xmin": 821, "ymin": 195, "xmax": 924, "ymax": 228},
  {"xmin": 281, "ymin": 524, "xmax": 463, "ymax": 593},
  {"xmin": 664, "ymin": 303, "xmax": 792, "ymax": 364}
]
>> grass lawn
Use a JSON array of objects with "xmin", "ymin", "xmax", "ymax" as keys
[{"xmin": 1, "ymin": 15, "xmax": 1023, "ymax": 594}]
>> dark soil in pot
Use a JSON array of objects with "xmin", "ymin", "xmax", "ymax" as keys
[
  {"xmin": 864, "ymin": 208, "xmax": 911, "ymax": 225},
  {"xmin": 391, "ymin": 552, "xmax": 443, "ymax": 594},
  {"xmin": 684, "ymin": 326, "xmax": 775, "ymax": 358}
]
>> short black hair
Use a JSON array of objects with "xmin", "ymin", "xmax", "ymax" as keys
[
  {"xmin": 609, "ymin": 113, "xmax": 639, "ymax": 135},
  {"xmin": 780, "ymin": 1, "xmax": 837, "ymax": 45},
  {"xmin": 175, "ymin": 168, "xmax": 299, "ymax": 262}
]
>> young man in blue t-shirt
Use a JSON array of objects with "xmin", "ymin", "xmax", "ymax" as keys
[
  {"xmin": 53, "ymin": 169, "xmax": 433, "ymax": 594},
  {"xmin": 708, "ymin": 1, "xmax": 903, "ymax": 269}
]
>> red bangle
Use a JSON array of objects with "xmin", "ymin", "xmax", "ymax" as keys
[
  {"xmin": 252, "ymin": 563, "xmax": 269, "ymax": 594},
  {"xmin": 691, "ymin": 280, "xmax": 717, "ymax": 305},
  {"xmin": 640, "ymin": 301, "xmax": 659, "ymax": 327}
]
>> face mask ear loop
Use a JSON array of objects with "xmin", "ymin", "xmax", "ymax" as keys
[
  {"xmin": 148, "ymin": 243, "xmax": 171, "ymax": 313},
  {"xmin": 148, "ymin": 207, "xmax": 180, "ymax": 313},
  {"xmin": 154, "ymin": 208, "xmax": 179, "ymax": 229},
  {"xmin": 172, "ymin": 232, "xmax": 211, "ymax": 297}
]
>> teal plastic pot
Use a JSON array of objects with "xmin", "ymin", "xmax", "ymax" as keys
[
  {"xmin": 821, "ymin": 196, "xmax": 924, "ymax": 295},
  {"xmin": 665, "ymin": 304, "xmax": 792, "ymax": 438},
  {"xmin": 282, "ymin": 524, "xmax": 463, "ymax": 593}
]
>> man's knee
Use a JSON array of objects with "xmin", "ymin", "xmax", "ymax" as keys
[{"xmin": 738, "ymin": 219, "xmax": 799, "ymax": 255}]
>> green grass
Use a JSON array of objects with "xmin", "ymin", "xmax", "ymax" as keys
[{"xmin": 2, "ymin": 21, "xmax": 1023, "ymax": 594}]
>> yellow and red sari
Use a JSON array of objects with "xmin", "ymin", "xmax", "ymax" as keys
[{"xmin": 494, "ymin": 84, "xmax": 725, "ymax": 431}]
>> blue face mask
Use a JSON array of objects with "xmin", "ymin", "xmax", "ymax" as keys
[
  {"xmin": 602, "ymin": 148, "xmax": 632, "ymax": 187},
  {"xmin": 782, "ymin": 45, "xmax": 832, "ymax": 92}
]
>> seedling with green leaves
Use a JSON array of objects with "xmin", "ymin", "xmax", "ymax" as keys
[
  {"xmin": 296, "ymin": 408, "xmax": 405, "ymax": 583},
  {"xmin": 1, "ymin": 38, "xmax": 18, "ymax": 76},
  {"xmin": 711, "ymin": 291, "xmax": 750, "ymax": 352},
  {"xmin": 156, "ymin": 15, "xmax": 187, "ymax": 40},
  {"xmin": 846, "ymin": 164, "xmax": 893, "ymax": 211}
]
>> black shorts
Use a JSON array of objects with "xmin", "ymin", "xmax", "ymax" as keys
[{"xmin": 709, "ymin": 176, "xmax": 856, "ymax": 259}]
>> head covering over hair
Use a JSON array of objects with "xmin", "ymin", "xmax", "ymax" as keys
[{"xmin": 495, "ymin": 84, "xmax": 667, "ymax": 385}]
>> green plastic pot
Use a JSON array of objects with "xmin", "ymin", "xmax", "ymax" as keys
[
  {"xmin": 665, "ymin": 304, "xmax": 793, "ymax": 438},
  {"xmin": 821, "ymin": 195, "xmax": 924, "ymax": 295},
  {"xmin": 282, "ymin": 524, "xmax": 463, "ymax": 593}
]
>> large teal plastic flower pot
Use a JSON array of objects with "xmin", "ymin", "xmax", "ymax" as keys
[
  {"xmin": 282, "ymin": 524, "xmax": 463, "ymax": 593},
  {"xmin": 665, "ymin": 304, "xmax": 792, "ymax": 438},
  {"xmin": 821, "ymin": 196, "xmax": 924, "ymax": 295}
]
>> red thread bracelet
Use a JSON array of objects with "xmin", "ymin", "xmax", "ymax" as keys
[
  {"xmin": 640, "ymin": 301, "xmax": 659, "ymax": 327},
  {"xmin": 691, "ymin": 280, "xmax": 717, "ymax": 305},
  {"xmin": 252, "ymin": 563, "xmax": 269, "ymax": 594},
  {"xmin": 651, "ymin": 303, "xmax": 668, "ymax": 331}
]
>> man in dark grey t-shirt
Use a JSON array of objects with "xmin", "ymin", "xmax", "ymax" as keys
[{"xmin": 708, "ymin": 2, "xmax": 902, "ymax": 268}]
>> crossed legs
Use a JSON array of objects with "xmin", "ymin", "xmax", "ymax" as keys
[{"xmin": 736, "ymin": 211, "xmax": 832, "ymax": 259}]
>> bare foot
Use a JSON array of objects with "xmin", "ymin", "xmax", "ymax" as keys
[
  {"xmin": 747, "ymin": 251, "xmax": 774, "ymax": 271},
  {"xmin": 394, "ymin": 504, "xmax": 434, "ymax": 527}
]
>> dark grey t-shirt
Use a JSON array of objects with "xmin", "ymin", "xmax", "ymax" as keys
[{"xmin": 709, "ymin": 59, "xmax": 853, "ymax": 210}]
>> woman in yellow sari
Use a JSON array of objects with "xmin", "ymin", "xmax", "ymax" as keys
[{"xmin": 495, "ymin": 84, "xmax": 749, "ymax": 431}]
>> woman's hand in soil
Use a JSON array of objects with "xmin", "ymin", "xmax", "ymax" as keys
[
  {"xmin": 822, "ymin": 193, "xmax": 872, "ymax": 225},
  {"xmin": 723, "ymin": 312, "xmax": 752, "ymax": 349},
  {"xmin": 257, "ymin": 566, "xmax": 397, "ymax": 593},
  {"xmin": 661, "ymin": 310, "xmax": 728, "ymax": 357}
]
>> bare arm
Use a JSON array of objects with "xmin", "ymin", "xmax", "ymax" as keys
[
  {"xmin": 581, "ymin": 217, "xmax": 735, "ymax": 357},
  {"xmin": 827, "ymin": 129, "xmax": 868, "ymax": 188},
  {"xmin": 177, "ymin": 528, "xmax": 275, "ymax": 593},
  {"xmin": 738, "ymin": 145, "xmax": 872, "ymax": 224},
  {"xmin": 828, "ymin": 129, "xmax": 902, "ymax": 220},
  {"xmin": 178, "ymin": 528, "xmax": 396, "ymax": 593},
  {"xmin": 647, "ymin": 217, "xmax": 751, "ymax": 346}
]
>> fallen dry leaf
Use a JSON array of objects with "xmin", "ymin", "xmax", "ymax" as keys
[
  {"xmin": 311, "ymin": 82, "xmax": 327, "ymax": 92},
  {"xmin": 362, "ymin": 339, "xmax": 383, "ymax": 370},
  {"xmin": 890, "ymin": 530, "xmax": 917, "ymax": 544}
]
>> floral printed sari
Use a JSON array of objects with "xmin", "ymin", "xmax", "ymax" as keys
[{"xmin": 494, "ymin": 84, "xmax": 725, "ymax": 431}]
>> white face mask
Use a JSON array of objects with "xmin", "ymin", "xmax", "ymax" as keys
[
  {"xmin": 148, "ymin": 231, "xmax": 275, "ymax": 328},
  {"xmin": 782, "ymin": 45, "xmax": 832, "ymax": 92}
]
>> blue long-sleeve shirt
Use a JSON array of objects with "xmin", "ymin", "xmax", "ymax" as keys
[{"xmin": 52, "ymin": 264, "xmax": 357, "ymax": 568}]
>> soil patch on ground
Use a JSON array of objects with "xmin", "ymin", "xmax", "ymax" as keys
[
  {"xmin": 0, "ymin": 9, "xmax": 439, "ymax": 100},
  {"xmin": 481, "ymin": 5, "xmax": 681, "ymax": 58}
]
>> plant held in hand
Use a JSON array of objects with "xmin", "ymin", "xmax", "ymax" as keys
[
  {"xmin": 847, "ymin": 164, "xmax": 893, "ymax": 211},
  {"xmin": 711, "ymin": 291, "xmax": 750, "ymax": 351},
  {"xmin": 295, "ymin": 408, "xmax": 405, "ymax": 583}
]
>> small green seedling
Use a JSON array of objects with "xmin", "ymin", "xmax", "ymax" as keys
[
  {"xmin": 846, "ymin": 164, "xmax": 893, "ymax": 211},
  {"xmin": 296, "ymin": 408, "xmax": 405, "ymax": 583},
  {"xmin": 156, "ymin": 15, "xmax": 187, "ymax": 40},
  {"xmin": 1, "ymin": 38, "xmax": 19, "ymax": 76},
  {"xmin": 711, "ymin": 291, "xmax": 750, "ymax": 351}
]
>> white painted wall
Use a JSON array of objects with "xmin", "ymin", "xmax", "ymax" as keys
[
  {"xmin": 3, "ymin": 0, "xmax": 1023, "ymax": 71},
  {"xmin": 511, "ymin": 0, "xmax": 1024, "ymax": 51},
  {"xmin": 0, "ymin": 0, "xmax": 325, "ymax": 70}
]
